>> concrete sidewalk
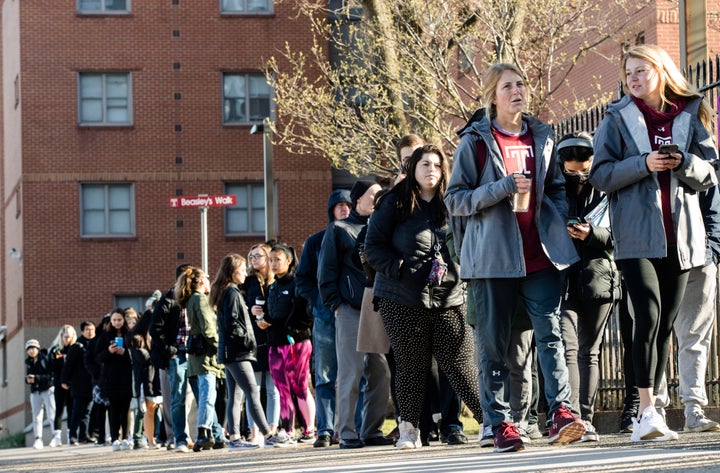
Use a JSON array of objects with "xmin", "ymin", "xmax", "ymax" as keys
[{"xmin": 2, "ymin": 430, "xmax": 720, "ymax": 473}]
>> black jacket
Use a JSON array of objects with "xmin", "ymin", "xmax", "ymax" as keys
[
  {"xmin": 318, "ymin": 210, "xmax": 369, "ymax": 311},
  {"xmin": 48, "ymin": 344, "xmax": 70, "ymax": 390},
  {"xmin": 267, "ymin": 273, "xmax": 311, "ymax": 347},
  {"xmin": 243, "ymin": 276, "xmax": 271, "ymax": 371},
  {"xmin": 218, "ymin": 284, "xmax": 257, "ymax": 364},
  {"xmin": 25, "ymin": 350, "xmax": 53, "ymax": 393},
  {"xmin": 149, "ymin": 287, "xmax": 183, "ymax": 369},
  {"xmin": 61, "ymin": 337, "xmax": 94, "ymax": 398},
  {"xmin": 94, "ymin": 330, "xmax": 133, "ymax": 399},
  {"xmin": 366, "ymin": 193, "xmax": 464, "ymax": 309},
  {"xmin": 564, "ymin": 183, "xmax": 620, "ymax": 302}
]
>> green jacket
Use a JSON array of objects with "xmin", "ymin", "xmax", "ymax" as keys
[{"xmin": 186, "ymin": 291, "xmax": 224, "ymax": 378}]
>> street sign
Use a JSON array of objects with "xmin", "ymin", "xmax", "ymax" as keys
[{"xmin": 169, "ymin": 194, "xmax": 237, "ymax": 208}]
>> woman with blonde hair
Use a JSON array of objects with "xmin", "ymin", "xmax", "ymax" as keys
[
  {"xmin": 591, "ymin": 44, "xmax": 717, "ymax": 442},
  {"xmin": 244, "ymin": 242, "xmax": 281, "ymax": 441},
  {"xmin": 48, "ymin": 324, "xmax": 78, "ymax": 447},
  {"xmin": 445, "ymin": 62, "xmax": 584, "ymax": 452}
]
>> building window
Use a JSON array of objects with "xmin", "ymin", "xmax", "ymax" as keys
[
  {"xmin": 222, "ymin": 73, "xmax": 272, "ymax": 124},
  {"xmin": 77, "ymin": 0, "xmax": 130, "ymax": 13},
  {"xmin": 115, "ymin": 295, "xmax": 150, "ymax": 314},
  {"xmin": 225, "ymin": 183, "xmax": 265, "ymax": 235},
  {"xmin": 221, "ymin": 0, "xmax": 272, "ymax": 14},
  {"xmin": 81, "ymin": 183, "xmax": 135, "ymax": 237},
  {"xmin": 78, "ymin": 73, "xmax": 132, "ymax": 125}
]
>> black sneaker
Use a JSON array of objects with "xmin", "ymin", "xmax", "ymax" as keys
[
  {"xmin": 620, "ymin": 411, "xmax": 635, "ymax": 433},
  {"xmin": 339, "ymin": 438, "xmax": 364, "ymax": 449},
  {"xmin": 446, "ymin": 430, "xmax": 468, "ymax": 445},
  {"xmin": 313, "ymin": 434, "xmax": 331, "ymax": 448}
]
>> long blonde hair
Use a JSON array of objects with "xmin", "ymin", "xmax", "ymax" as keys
[
  {"xmin": 622, "ymin": 44, "xmax": 714, "ymax": 131},
  {"xmin": 50, "ymin": 324, "xmax": 77, "ymax": 351}
]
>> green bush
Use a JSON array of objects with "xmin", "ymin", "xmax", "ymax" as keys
[{"xmin": 0, "ymin": 432, "xmax": 25, "ymax": 449}]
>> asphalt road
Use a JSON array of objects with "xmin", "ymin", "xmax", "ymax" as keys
[{"xmin": 2, "ymin": 431, "xmax": 720, "ymax": 473}]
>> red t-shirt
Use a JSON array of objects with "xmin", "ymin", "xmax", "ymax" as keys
[{"xmin": 492, "ymin": 127, "xmax": 553, "ymax": 274}]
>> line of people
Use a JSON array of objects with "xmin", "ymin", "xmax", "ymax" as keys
[{"xmin": 24, "ymin": 44, "xmax": 720, "ymax": 455}]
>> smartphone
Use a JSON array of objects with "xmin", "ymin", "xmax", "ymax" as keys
[
  {"xmin": 658, "ymin": 144, "xmax": 678, "ymax": 155},
  {"xmin": 566, "ymin": 217, "xmax": 581, "ymax": 227}
]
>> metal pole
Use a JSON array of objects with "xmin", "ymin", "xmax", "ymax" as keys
[
  {"xmin": 263, "ymin": 118, "xmax": 276, "ymax": 242},
  {"xmin": 200, "ymin": 206, "xmax": 208, "ymax": 274}
]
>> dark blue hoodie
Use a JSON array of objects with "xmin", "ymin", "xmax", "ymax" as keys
[{"xmin": 295, "ymin": 189, "xmax": 352, "ymax": 309}]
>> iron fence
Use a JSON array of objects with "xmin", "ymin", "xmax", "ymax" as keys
[{"xmin": 553, "ymin": 54, "xmax": 720, "ymax": 411}]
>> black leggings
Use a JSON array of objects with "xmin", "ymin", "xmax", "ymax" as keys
[
  {"xmin": 620, "ymin": 252, "xmax": 688, "ymax": 389},
  {"xmin": 107, "ymin": 396, "xmax": 131, "ymax": 442},
  {"xmin": 54, "ymin": 386, "xmax": 73, "ymax": 431}
]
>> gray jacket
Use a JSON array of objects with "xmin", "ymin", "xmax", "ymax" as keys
[
  {"xmin": 444, "ymin": 111, "xmax": 579, "ymax": 279},
  {"xmin": 589, "ymin": 96, "xmax": 718, "ymax": 268}
]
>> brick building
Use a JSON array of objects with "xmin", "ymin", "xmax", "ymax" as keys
[
  {"xmin": 0, "ymin": 0, "xmax": 717, "ymax": 442},
  {"xmin": 0, "ymin": 0, "xmax": 331, "ymax": 437}
]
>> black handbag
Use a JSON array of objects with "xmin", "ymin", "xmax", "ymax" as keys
[{"xmin": 186, "ymin": 333, "xmax": 206, "ymax": 356}]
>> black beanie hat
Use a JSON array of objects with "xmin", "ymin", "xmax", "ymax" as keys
[{"xmin": 350, "ymin": 180, "xmax": 375, "ymax": 206}]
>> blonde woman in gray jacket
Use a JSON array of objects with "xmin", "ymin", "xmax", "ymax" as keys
[
  {"xmin": 444, "ymin": 62, "xmax": 583, "ymax": 453},
  {"xmin": 590, "ymin": 44, "xmax": 717, "ymax": 443}
]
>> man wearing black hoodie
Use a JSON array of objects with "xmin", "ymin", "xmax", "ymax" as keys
[
  {"xmin": 296, "ymin": 189, "xmax": 352, "ymax": 448},
  {"xmin": 318, "ymin": 180, "xmax": 392, "ymax": 449}
]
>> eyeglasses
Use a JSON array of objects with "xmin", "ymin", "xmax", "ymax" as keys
[{"xmin": 250, "ymin": 254, "xmax": 267, "ymax": 260}]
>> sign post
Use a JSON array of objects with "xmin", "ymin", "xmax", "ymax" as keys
[{"xmin": 169, "ymin": 194, "xmax": 238, "ymax": 274}]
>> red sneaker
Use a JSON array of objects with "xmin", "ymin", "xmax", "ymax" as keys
[
  {"xmin": 493, "ymin": 421, "xmax": 525, "ymax": 453},
  {"xmin": 548, "ymin": 405, "xmax": 586, "ymax": 444}
]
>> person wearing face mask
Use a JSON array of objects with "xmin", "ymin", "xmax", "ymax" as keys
[{"xmin": 557, "ymin": 131, "xmax": 621, "ymax": 443}]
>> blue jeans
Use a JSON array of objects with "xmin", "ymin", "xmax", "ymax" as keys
[
  {"xmin": 189, "ymin": 375, "xmax": 225, "ymax": 441},
  {"xmin": 168, "ymin": 354, "xmax": 189, "ymax": 446},
  {"xmin": 313, "ymin": 302, "xmax": 337, "ymax": 437},
  {"xmin": 469, "ymin": 267, "xmax": 571, "ymax": 431}
]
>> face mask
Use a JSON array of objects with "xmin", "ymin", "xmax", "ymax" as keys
[{"xmin": 563, "ymin": 170, "xmax": 590, "ymax": 186}]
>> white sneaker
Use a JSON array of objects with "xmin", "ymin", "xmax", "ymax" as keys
[
  {"xmin": 685, "ymin": 410, "xmax": 720, "ymax": 432},
  {"xmin": 479, "ymin": 425, "xmax": 494, "ymax": 448},
  {"xmin": 121, "ymin": 439, "xmax": 130, "ymax": 451},
  {"xmin": 574, "ymin": 421, "xmax": 599, "ymax": 443},
  {"xmin": 396, "ymin": 421, "xmax": 421, "ymax": 450},
  {"xmin": 33, "ymin": 438, "xmax": 44, "ymax": 449},
  {"xmin": 49, "ymin": 430, "xmax": 62, "ymax": 448},
  {"xmin": 630, "ymin": 407, "xmax": 668, "ymax": 442},
  {"xmin": 112, "ymin": 440, "xmax": 122, "ymax": 452}
]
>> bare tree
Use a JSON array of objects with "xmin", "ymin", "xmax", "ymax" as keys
[{"xmin": 267, "ymin": 0, "xmax": 649, "ymax": 178}]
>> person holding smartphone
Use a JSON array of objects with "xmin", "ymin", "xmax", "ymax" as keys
[
  {"xmin": 557, "ymin": 131, "xmax": 620, "ymax": 443},
  {"xmin": 590, "ymin": 44, "xmax": 718, "ymax": 442},
  {"xmin": 94, "ymin": 309, "xmax": 133, "ymax": 451}
]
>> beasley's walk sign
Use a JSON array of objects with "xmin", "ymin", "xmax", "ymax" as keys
[
  {"xmin": 169, "ymin": 194, "xmax": 237, "ymax": 208},
  {"xmin": 168, "ymin": 193, "xmax": 238, "ymax": 273}
]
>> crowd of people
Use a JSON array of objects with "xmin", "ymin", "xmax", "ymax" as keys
[{"xmin": 24, "ymin": 44, "xmax": 720, "ymax": 455}]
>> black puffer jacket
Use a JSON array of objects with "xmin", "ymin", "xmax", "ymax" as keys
[
  {"xmin": 94, "ymin": 330, "xmax": 133, "ymax": 399},
  {"xmin": 25, "ymin": 350, "xmax": 53, "ymax": 393},
  {"xmin": 366, "ymin": 192, "xmax": 464, "ymax": 309},
  {"xmin": 218, "ymin": 283, "xmax": 257, "ymax": 363},
  {"xmin": 148, "ymin": 288, "xmax": 183, "ymax": 370},
  {"xmin": 318, "ymin": 210, "xmax": 369, "ymax": 311},
  {"xmin": 565, "ymin": 183, "xmax": 620, "ymax": 302},
  {"xmin": 61, "ymin": 337, "xmax": 94, "ymax": 398},
  {"xmin": 244, "ymin": 276, "xmax": 271, "ymax": 371},
  {"xmin": 267, "ymin": 273, "xmax": 311, "ymax": 347}
]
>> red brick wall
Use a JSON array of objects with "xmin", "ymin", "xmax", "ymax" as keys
[{"xmin": 14, "ymin": 1, "xmax": 331, "ymax": 325}]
